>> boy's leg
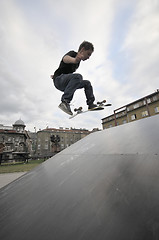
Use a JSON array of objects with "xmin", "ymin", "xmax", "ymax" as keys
[
  {"xmin": 77, "ymin": 80, "xmax": 95, "ymax": 106},
  {"xmin": 54, "ymin": 73, "xmax": 83, "ymax": 115},
  {"xmin": 62, "ymin": 76, "xmax": 96, "ymax": 107},
  {"xmin": 56, "ymin": 73, "xmax": 83, "ymax": 102},
  {"xmin": 54, "ymin": 73, "xmax": 96, "ymax": 107}
]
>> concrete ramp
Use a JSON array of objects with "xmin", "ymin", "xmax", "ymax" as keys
[{"xmin": 0, "ymin": 115, "xmax": 159, "ymax": 240}]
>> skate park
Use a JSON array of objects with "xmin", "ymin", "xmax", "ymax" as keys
[{"xmin": 0, "ymin": 114, "xmax": 159, "ymax": 240}]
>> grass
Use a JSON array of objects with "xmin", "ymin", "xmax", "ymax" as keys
[{"xmin": 0, "ymin": 159, "xmax": 45, "ymax": 174}]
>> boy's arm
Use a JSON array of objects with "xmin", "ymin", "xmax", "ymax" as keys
[{"xmin": 63, "ymin": 49, "xmax": 84, "ymax": 64}]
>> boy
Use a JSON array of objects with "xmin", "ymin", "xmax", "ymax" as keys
[{"xmin": 51, "ymin": 41, "xmax": 97, "ymax": 115}]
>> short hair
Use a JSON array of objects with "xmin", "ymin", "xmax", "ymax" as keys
[{"xmin": 78, "ymin": 41, "xmax": 94, "ymax": 52}]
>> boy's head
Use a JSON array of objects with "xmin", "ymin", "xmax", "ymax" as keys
[
  {"xmin": 78, "ymin": 41, "xmax": 94, "ymax": 61},
  {"xmin": 78, "ymin": 41, "xmax": 94, "ymax": 52}
]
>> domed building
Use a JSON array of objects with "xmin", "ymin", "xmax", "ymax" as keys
[
  {"xmin": 0, "ymin": 119, "xmax": 30, "ymax": 163},
  {"xmin": 13, "ymin": 119, "xmax": 26, "ymax": 133}
]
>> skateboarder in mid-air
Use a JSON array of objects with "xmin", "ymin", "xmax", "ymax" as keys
[{"xmin": 51, "ymin": 41, "xmax": 97, "ymax": 115}]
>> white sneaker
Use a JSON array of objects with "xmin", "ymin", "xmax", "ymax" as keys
[{"xmin": 58, "ymin": 102, "xmax": 73, "ymax": 115}]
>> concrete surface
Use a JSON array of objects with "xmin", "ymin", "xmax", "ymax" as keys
[
  {"xmin": 0, "ymin": 114, "xmax": 159, "ymax": 240},
  {"xmin": 0, "ymin": 172, "xmax": 26, "ymax": 189}
]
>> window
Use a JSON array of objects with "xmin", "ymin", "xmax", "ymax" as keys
[
  {"xmin": 154, "ymin": 106, "xmax": 159, "ymax": 113},
  {"xmin": 147, "ymin": 98, "xmax": 151, "ymax": 103},
  {"xmin": 131, "ymin": 114, "xmax": 137, "ymax": 120},
  {"xmin": 61, "ymin": 144, "xmax": 64, "ymax": 149},
  {"xmin": 153, "ymin": 96, "xmax": 157, "ymax": 101},
  {"xmin": 6, "ymin": 146, "xmax": 11, "ymax": 151},
  {"xmin": 45, "ymin": 139, "xmax": 48, "ymax": 149},
  {"xmin": 19, "ymin": 144, "xmax": 24, "ymax": 151},
  {"xmin": 142, "ymin": 111, "xmax": 148, "ymax": 117},
  {"xmin": 45, "ymin": 144, "xmax": 48, "ymax": 150},
  {"xmin": 133, "ymin": 103, "xmax": 139, "ymax": 109}
]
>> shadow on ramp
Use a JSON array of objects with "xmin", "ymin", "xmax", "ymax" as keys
[{"xmin": 0, "ymin": 115, "xmax": 159, "ymax": 240}]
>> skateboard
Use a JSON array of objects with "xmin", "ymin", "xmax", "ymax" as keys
[{"xmin": 69, "ymin": 100, "xmax": 112, "ymax": 119}]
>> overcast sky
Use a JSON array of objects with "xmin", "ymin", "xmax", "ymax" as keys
[{"xmin": 0, "ymin": 0, "xmax": 159, "ymax": 131}]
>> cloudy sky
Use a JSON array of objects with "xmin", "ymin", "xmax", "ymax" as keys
[{"xmin": 0, "ymin": 0, "xmax": 159, "ymax": 132}]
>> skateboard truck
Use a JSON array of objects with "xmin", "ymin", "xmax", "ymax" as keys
[
  {"xmin": 74, "ymin": 107, "xmax": 83, "ymax": 114},
  {"xmin": 97, "ymin": 100, "xmax": 106, "ymax": 106}
]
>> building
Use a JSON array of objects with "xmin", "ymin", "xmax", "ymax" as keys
[
  {"xmin": 0, "ymin": 118, "xmax": 100, "ymax": 161},
  {"xmin": 0, "ymin": 120, "xmax": 30, "ymax": 163},
  {"xmin": 36, "ymin": 127, "xmax": 92, "ymax": 158},
  {"xmin": 102, "ymin": 90, "xmax": 159, "ymax": 129},
  {"xmin": 27, "ymin": 131, "xmax": 37, "ymax": 158}
]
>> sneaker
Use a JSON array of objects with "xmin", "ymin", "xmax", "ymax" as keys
[
  {"xmin": 88, "ymin": 103, "xmax": 97, "ymax": 110},
  {"xmin": 58, "ymin": 101, "xmax": 73, "ymax": 115}
]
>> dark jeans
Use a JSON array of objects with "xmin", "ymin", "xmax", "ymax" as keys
[{"xmin": 54, "ymin": 73, "xmax": 95, "ymax": 105}]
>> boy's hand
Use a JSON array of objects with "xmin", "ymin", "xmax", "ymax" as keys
[{"xmin": 75, "ymin": 49, "xmax": 84, "ymax": 63}]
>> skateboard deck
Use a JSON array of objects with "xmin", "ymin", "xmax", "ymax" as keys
[{"xmin": 69, "ymin": 100, "xmax": 112, "ymax": 119}]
